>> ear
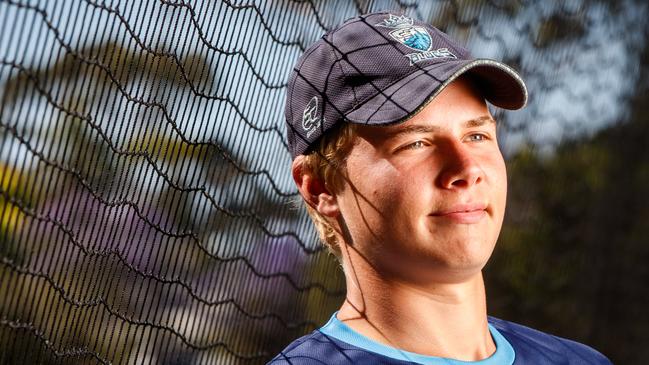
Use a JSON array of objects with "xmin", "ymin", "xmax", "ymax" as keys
[{"xmin": 292, "ymin": 156, "xmax": 340, "ymax": 218}]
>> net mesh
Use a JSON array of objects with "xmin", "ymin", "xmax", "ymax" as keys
[{"xmin": 0, "ymin": 0, "xmax": 647, "ymax": 364}]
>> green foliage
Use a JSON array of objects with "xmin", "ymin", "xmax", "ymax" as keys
[{"xmin": 486, "ymin": 51, "xmax": 649, "ymax": 363}]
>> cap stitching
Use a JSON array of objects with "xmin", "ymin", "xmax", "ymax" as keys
[
  {"xmin": 344, "ymin": 58, "xmax": 449, "ymax": 115},
  {"xmin": 288, "ymin": 41, "xmax": 327, "ymax": 128},
  {"xmin": 347, "ymin": 59, "xmax": 528, "ymax": 124},
  {"xmin": 290, "ymin": 53, "xmax": 353, "ymax": 155},
  {"xmin": 342, "ymin": 16, "xmax": 450, "ymax": 116},
  {"xmin": 330, "ymin": 30, "xmax": 359, "ymax": 110},
  {"xmin": 358, "ymin": 60, "xmax": 527, "ymax": 114},
  {"xmin": 320, "ymin": 36, "xmax": 410, "ymax": 116}
]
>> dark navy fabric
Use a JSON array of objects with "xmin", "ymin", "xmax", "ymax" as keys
[
  {"xmin": 489, "ymin": 317, "xmax": 611, "ymax": 365},
  {"xmin": 268, "ymin": 316, "xmax": 612, "ymax": 365}
]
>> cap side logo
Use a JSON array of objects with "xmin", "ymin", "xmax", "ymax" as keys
[
  {"xmin": 376, "ymin": 14, "xmax": 457, "ymax": 66},
  {"xmin": 302, "ymin": 96, "xmax": 324, "ymax": 138}
]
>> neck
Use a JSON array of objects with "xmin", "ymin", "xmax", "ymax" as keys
[{"xmin": 337, "ymin": 256, "xmax": 495, "ymax": 361}]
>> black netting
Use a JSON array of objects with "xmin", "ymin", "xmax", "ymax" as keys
[{"xmin": 0, "ymin": 1, "xmax": 647, "ymax": 364}]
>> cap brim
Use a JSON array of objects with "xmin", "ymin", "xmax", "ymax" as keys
[{"xmin": 345, "ymin": 58, "xmax": 528, "ymax": 125}]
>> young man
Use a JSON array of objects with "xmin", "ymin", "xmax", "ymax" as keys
[{"xmin": 270, "ymin": 12, "xmax": 611, "ymax": 365}]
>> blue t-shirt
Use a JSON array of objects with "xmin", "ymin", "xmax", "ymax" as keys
[{"xmin": 268, "ymin": 314, "xmax": 611, "ymax": 364}]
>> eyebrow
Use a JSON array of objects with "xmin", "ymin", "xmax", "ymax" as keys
[
  {"xmin": 383, "ymin": 115, "xmax": 496, "ymax": 137},
  {"xmin": 463, "ymin": 115, "xmax": 496, "ymax": 128}
]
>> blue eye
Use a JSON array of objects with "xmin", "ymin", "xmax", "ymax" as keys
[
  {"xmin": 467, "ymin": 134, "xmax": 487, "ymax": 142},
  {"xmin": 407, "ymin": 140, "xmax": 426, "ymax": 149}
]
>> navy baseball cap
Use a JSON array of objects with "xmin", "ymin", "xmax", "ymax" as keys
[{"xmin": 285, "ymin": 11, "xmax": 528, "ymax": 158}]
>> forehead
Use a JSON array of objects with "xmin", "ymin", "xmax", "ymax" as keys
[
  {"xmin": 352, "ymin": 77, "xmax": 492, "ymax": 140},
  {"xmin": 360, "ymin": 114, "xmax": 495, "ymax": 137}
]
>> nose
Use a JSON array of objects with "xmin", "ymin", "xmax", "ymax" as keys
[{"xmin": 437, "ymin": 141, "xmax": 484, "ymax": 189}]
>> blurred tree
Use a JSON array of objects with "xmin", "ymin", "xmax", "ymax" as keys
[{"xmin": 486, "ymin": 20, "xmax": 649, "ymax": 364}]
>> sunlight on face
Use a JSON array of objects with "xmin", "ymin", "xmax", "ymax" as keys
[{"xmin": 336, "ymin": 77, "xmax": 508, "ymax": 285}]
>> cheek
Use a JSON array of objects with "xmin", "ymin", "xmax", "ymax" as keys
[
  {"xmin": 341, "ymin": 161, "xmax": 397, "ymax": 214},
  {"xmin": 496, "ymin": 157, "xmax": 508, "ymax": 195},
  {"xmin": 488, "ymin": 156, "xmax": 508, "ymax": 219},
  {"xmin": 341, "ymin": 163, "xmax": 413, "ymax": 233},
  {"xmin": 375, "ymin": 169, "xmax": 434, "ymax": 232},
  {"xmin": 374, "ymin": 173, "xmax": 408, "ymax": 203}
]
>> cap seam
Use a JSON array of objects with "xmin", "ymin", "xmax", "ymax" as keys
[
  {"xmin": 330, "ymin": 30, "xmax": 360, "ymax": 111},
  {"xmin": 343, "ymin": 16, "xmax": 451, "ymax": 116},
  {"xmin": 344, "ymin": 58, "xmax": 450, "ymax": 116},
  {"xmin": 287, "ymin": 41, "xmax": 327, "ymax": 126},
  {"xmin": 347, "ymin": 58, "xmax": 528, "ymax": 124}
]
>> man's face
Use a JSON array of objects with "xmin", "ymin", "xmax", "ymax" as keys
[{"xmin": 334, "ymin": 78, "xmax": 507, "ymax": 284}]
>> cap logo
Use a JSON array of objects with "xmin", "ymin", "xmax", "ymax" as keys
[
  {"xmin": 376, "ymin": 14, "xmax": 457, "ymax": 66},
  {"xmin": 302, "ymin": 96, "xmax": 324, "ymax": 138}
]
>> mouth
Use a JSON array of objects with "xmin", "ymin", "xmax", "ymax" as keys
[{"xmin": 430, "ymin": 203, "xmax": 488, "ymax": 224}]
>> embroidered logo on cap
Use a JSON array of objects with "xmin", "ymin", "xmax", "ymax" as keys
[
  {"xmin": 302, "ymin": 96, "xmax": 324, "ymax": 138},
  {"xmin": 376, "ymin": 14, "xmax": 457, "ymax": 65}
]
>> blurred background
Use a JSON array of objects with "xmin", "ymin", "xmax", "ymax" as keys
[{"xmin": 0, "ymin": 0, "xmax": 647, "ymax": 364}]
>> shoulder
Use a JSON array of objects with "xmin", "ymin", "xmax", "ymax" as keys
[
  {"xmin": 488, "ymin": 316, "xmax": 612, "ymax": 365},
  {"xmin": 267, "ymin": 330, "xmax": 412, "ymax": 365}
]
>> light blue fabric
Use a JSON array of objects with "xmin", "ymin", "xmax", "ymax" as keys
[{"xmin": 319, "ymin": 313, "xmax": 515, "ymax": 365}]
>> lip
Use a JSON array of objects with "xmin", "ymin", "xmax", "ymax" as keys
[{"xmin": 430, "ymin": 203, "xmax": 488, "ymax": 224}]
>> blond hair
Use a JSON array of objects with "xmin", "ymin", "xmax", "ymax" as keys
[{"xmin": 299, "ymin": 124, "xmax": 357, "ymax": 256}]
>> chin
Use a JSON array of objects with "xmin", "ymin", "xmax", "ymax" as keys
[{"xmin": 424, "ymin": 236, "xmax": 495, "ymax": 271}]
